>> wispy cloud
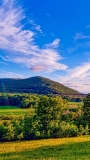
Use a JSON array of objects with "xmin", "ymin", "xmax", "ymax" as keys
[
  {"xmin": 0, "ymin": 61, "xmax": 8, "ymax": 65},
  {"xmin": 0, "ymin": 55, "xmax": 8, "ymax": 61},
  {"xmin": 0, "ymin": 70, "xmax": 25, "ymax": 78},
  {"xmin": 86, "ymin": 25, "xmax": 90, "ymax": 28},
  {"xmin": 45, "ymin": 39, "xmax": 60, "ymax": 48},
  {"xmin": 29, "ymin": 20, "xmax": 42, "ymax": 33},
  {"xmin": 9, "ymin": 48, "xmax": 67, "ymax": 72},
  {"xmin": 0, "ymin": 0, "xmax": 67, "ymax": 72},
  {"xmin": 68, "ymin": 62, "xmax": 90, "ymax": 78},
  {"xmin": 55, "ymin": 62, "xmax": 90, "ymax": 93},
  {"xmin": 67, "ymin": 46, "xmax": 78, "ymax": 54},
  {"xmin": 74, "ymin": 33, "xmax": 90, "ymax": 40}
]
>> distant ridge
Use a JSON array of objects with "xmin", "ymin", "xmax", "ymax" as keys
[{"xmin": 0, "ymin": 76, "xmax": 80, "ymax": 95}]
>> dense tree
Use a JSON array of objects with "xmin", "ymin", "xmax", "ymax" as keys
[
  {"xmin": 0, "ymin": 125, "xmax": 7, "ymax": 141},
  {"xmin": 35, "ymin": 96, "xmax": 67, "ymax": 138},
  {"xmin": 3, "ymin": 124, "xmax": 15, "ymax": 141},
  {"xmin": 83, "ymin": 93, "xmax": 90, "ymax": 131},
  {"xmin": 24, "ymin": 113, "xmax": 40, "ymax": 139}
]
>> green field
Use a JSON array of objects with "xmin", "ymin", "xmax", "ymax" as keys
[
  {"xmin": 0, "ymin": 136, "xmax": 90, "ymax": 160},
  {"xmin": 68, "ymin": 101, "xmax": 83, "ymax": 106},
  {"xmin": 0, "ymin": 106, "xmax": 19, "ymax": 109},
  {"xmin": 0, "ymin": 106, "xmax": 34, "ymax": 115}
]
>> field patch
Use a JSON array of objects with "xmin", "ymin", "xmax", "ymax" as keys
[
  {"xmin": 0, "ymin": 136, "xmax": 90, "ymax": 160},
  {"xmin": 0, "ymin": 106, "xmax": 19, "ymax": 109},
  {"xmin": 0, "ymin": 106, "xmax": 34, "ymax": 115},
  {"xmin": 68, "ymin": 101, "xmax": 83, "ymax": 106}
]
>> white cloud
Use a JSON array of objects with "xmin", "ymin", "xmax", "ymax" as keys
[
  {"xmin": 74, "ymin": 33, "xmax": 90, "ymax": 40},
  {"xmin": 68, "ymin": 62, "xmax": 90, "ymax": 78},
  {"xmin": 55, "ymin": 62, "xmax": 90, "ymax": 93},
  {"xmin": 67, "ymin": 46, "xmax": 78, "ymax": 54},
  {"xmin": 8, "ymin": 49, "xmax": 67, "ymax": 72},
  {"xmin": 0, "ymin": 70, "xmax": 25, "ymax": 78},
  {"xmin": 0, "ymin": 0, "xmax": 67, "ymax": 72},
  {"xmin": 35, "ymin": 25, "xmax": 42, "ymax": 33},
  {"xmin": 29, "ymin": 20, "xmax": 42, "ymax": 33},
  {"xmin": 45, "ymin": 39, "xmax": 60, "ymax": 48},
  {"xmin": 0, "ymin": 55, "xmax": 8, "ymax": 61}
]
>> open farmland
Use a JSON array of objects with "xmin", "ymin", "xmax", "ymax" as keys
[
  {"xmin": 68, "ymin": 101, "xmax": 83, "ymax": 106},
  {"xmin": 0, "ymin": 136, "xmax": 90, "ymax": 160},
  {"xmin": 0, "ymin": 106, "xmax": 34, "ymax": 115}
]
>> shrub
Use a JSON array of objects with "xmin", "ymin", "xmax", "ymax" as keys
[{"xmin": 60, "ymin": 122, "xmax": 79, "ymax": 137}]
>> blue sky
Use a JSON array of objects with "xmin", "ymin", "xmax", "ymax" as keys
[{"xmin": 0, "ymin": 0, "xmax": 90, "ymax": 93}]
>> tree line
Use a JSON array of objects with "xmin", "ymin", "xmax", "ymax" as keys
[
  {"xmin": 0, "ymin": 93, "xmax": 83, "ymax": 107},
  {"xmin": 0, "ymin": 93, "xmax": 90, "ymax": 141},
  {"xmin": 0, "ymin": 93, "xmax": 39, "ymax": 108}
]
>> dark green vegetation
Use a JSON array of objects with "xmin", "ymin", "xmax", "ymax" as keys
[
  {"xmin": 0, "ymin": 93, "xmax": 39, "ymax": 108},
  {"xmin": 83, "ymin": 94, "xmax": 90, "ymax": 128},
  {"xmin": 0, "ymin": 76, "xmax": 80, "ymax": 94},
  {"xmin": 0, "ymin": 93, "xmax": 89, "ymax": 141}
]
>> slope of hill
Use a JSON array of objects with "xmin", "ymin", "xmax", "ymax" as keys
[{"xmin": 0, "ymin": 76, "xmax": 80, "ymax": 95}]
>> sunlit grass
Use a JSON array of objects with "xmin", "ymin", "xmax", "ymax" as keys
[
  {"xmin": 0, "ymin": 106, "xmax": 34, "ymax": 115},
  {"xmin": 0, "ymin": 106, "xmax": 19, "ymax": 109},
  {"xmin": 0, "ymin": 136, "xmax": 90, "ymax": 160},
  {"xmin": 68, "ymin": 101, "xmax": 83, "ymax": 106}
]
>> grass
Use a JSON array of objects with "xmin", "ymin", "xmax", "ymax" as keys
[
  {"xmin": 68, "ymin": 101, "xmax": 83, "ymax": 108},
  {"xmin": 0, "ymin": 135, "xmax": 90, "ymax": 160},
  {"xmin": 0, "ymin": 106, "xmax": 34, "ymax": 115},
  {"xmin": 0, "ymin": 106, "xmax": 19, "ymax": 109}
]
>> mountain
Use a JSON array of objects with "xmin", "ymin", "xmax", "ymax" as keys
[{"xmin": 0, "ymin": 76, "xmax": 80, "ymax": 95}]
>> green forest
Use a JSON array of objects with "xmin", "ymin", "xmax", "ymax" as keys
[
  {"xmin": 0, "ymin": 76, "xmax": 80, "ymax": 94},
  {"xmin": 0, "ymin": 93, "xmax": 90, "ymax": 141}
]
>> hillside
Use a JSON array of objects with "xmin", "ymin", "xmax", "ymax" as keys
[{"xmin": 0, "ymin": 76, "xmax": 80, "ymax": 95}]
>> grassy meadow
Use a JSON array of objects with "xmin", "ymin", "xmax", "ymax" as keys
[
  {"xmin": 0, "ymin": 135, "xmax": 90, "ymax": 160},
  {"xmin": 68, "ymin": 101, "xmax": 83, "ymax": 105},
  {"xmin": 0, "ymin": 106, "xmax": 34, "ymax": 115}
]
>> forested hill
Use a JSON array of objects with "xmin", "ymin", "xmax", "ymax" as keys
[{"xmin": 0, "ymin": 76, "xmax": 80, "ymax": 95}]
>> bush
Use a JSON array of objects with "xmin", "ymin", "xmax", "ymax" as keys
[
  {"xmin": 0, "ymin": 125, "xmax": 7, "ymax": 141},
  {"xmin": 84, "ymin": 125, "xmax": 89, "ymax": 135},
  {"xmin": 60, "ymin": 122, "xmax": 79, "ymax": 137}
]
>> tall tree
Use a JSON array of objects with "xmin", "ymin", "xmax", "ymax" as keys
[
  {"xmin": 35, "ymin": 96, "xmax": 67, "ymax": 138},
  {"xmin": 83, "ymin": 94, "xmax": 90, "ymax": 130}
]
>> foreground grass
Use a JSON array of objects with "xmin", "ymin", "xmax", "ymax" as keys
[{"xmin": 0, "ymin": 136, "xmax": 90, "ymax": 160}]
